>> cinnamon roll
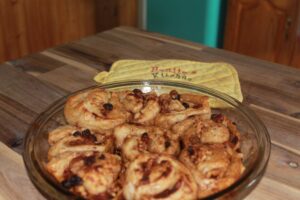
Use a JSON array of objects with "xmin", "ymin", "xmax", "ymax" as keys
[
  {"xmin": 211, "ymin": 114, "xmax": 241, "ymax": 150},
  {"xmin": 196, "ymin": 119, "xmax": 230, "ymax": 144},
  {"xmin": 171, "ymin": 117, "xmax": 198, "ymax": 137},
  {"xmin": 179, "ymin": 144, "xmax": 244, "ymax": 198},
  {"xmin": 175, "ymin": 117, "xmax": 237, "ymax": 148},
  {"xmin": 64, "ymin": 88, "xmax": 131, "ymax": 132},
  {"xmin": 49, "ymin": 152, "xmax": 122, "ymax": 199},
  {"xmin": 113, "ymin": 123, "xmax": 148, "ymax": 147},
  {"xmin": 48, "ymin": 126, "xmax": 113, "ymax": 159},
  {"xmin": 48, "ymin": 125, "xmax": 79, "ymax": 145},
  {"xmin": 47, "ymin": 151, "xmax": 84, "ymax": 182},
  {"xmin": 114, "ymin": 124, "xmax": 179, "ymax": 162},
  {"xmin": 123, "ymin": 154, "xmax": 198, "ymax": 200},
  {"xmin": 155, "ymin": 90, "xmax": 211, "ymax": 129},
  {"xmin": 119, "ymin": 89, "xmax": 160, "ymax": 125}
]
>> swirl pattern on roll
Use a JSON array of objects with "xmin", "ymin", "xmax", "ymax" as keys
[
  {"xmin": 119, "ymin": 89, "xmax": 161, "ymax": 125},
  {"xmin": 155, "ymin": 91, "xmax": 211, "ymax": 129},
  {"xmin": 47, "ymin": 126, "xmax": 113, "ymax": 159},
  {"xmin": 123, "ymin": 154, "xmax": 198, "ymax": 200},
  {"xmin": 179, "ymin": 144, "xmax": 244, "ymax": 198},
  {"xmin": 114, "ymin": 124, "xmax": 180, "ymax": 162},
  {"xmin": 46, "ymin": 126, "xmax": 122, "ymax": 199},
  {"xmin": 49, "ymin": 151, "xmax": 122, "ymax": 199},
  {"xmin": 64, "ymin": 88, "xmax": 131, "ymax": 132},
  {"xmin": 178, "ymin": 115, "xmax": 245, "ymax": 198}
]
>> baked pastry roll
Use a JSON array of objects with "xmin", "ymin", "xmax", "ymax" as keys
[
  {"xmin": 123, "ymin": 154, "xmax": 198, "ymax": 200},
  {"xmin": 119, "ymin": 89, "xmax": 160, "ymax": 125},
  {"xmin": 48, "ymin": 125, "xmax": 79, "ymax": 145},
  {"xmin": 114, "ymin": 124, "xmax": 179, "ymax": 162},
  {"xmin": 47, "ymin": 151, "xmax": 84, "ymax": 182},
  {"xmin": 48, "ymin": 152, "xmax": 121, "ymax": 199},
  {"xmin": 211, "ymin": 114, "xmax": 241, "ymax": 150},
  {"xmin": 171, "ymin": 116, "xmax": 199, "ymax": 137},
  {"xmin": 64, "ymin": 88, "xmax": 131, "ymax": 132},
  {"xmin": 190, "ymin": 119, "xmax": 230, "ymax": 145},
  {"xmin": 48, "ymin": 126, "xmax": 113, "ymax": 159},
  {"xmin": 174, "ymin": 115, "xmax": 240, "ymax": 150},
  {"xmin": 155, "ymin": 90, "xmax": 211, "ymax": 129},
  {"xmin": 179, "ymin": 143, "xmax": 244, "ymax": 198}
]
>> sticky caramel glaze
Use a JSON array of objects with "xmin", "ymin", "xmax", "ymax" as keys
[{"xmin": 123, "ymin": 154, "xmax": 198, "ymax": 200}]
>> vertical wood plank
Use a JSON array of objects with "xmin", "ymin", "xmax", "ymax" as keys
[
  {"xmin": 95, "ymin": 0, "xmax": 119, "ymax": 32},
  {"xmin": 0, "ymin": 0, "xmax": 97, "ymax": 62},
  {"xmin": 118, "ymin": 0, "xmax": 138, "ymax": 26},
  {"xmin": 0, "ymin": 0, "xmax": 138, "ymax": 63},
  {"xmin": 23, "ymin": 0, "xmax": 97, "ymax": 53},
  {"xmin": 0, "ymin": 0, "xmax": 28, "ymax": 59}
]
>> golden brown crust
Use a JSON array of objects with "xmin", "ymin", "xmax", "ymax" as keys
[
  {"xmin": 114, "ymin": 124, "xmax": 179, "ymax": 162},
  {"xmin": 178, "ymin": 116, "xmax": 245, "ymax": 198},
  {"xmin": 123, "ymin": 154, "xmax": 198, "ymax": 200},
  {"xmin": 48, "ymin": 125, "xmax": 78, "ymax": 145},
  {"xmin": 154, "ymin": 91, "xmax": 211, "ymax": 129},
  {"xmin": 47, "ymin": 126, "xmax": 113, "ymax": 160},
  {"xmin": 119, "ymin": 90, "xmax": 160, "ymax": 125},
  {"xmin": 46, "ymin": 125, "xmax": 122, "ymax": 199},
  {"xmin": 179, "ymin": 144, "xmax": 244, "ymax": 198},
  {"xmin": 64, "ymin": 89, "xmax": 131, "ymax": 132},
  {"xmin": 48, "ymin": 152, "xmax": 122, "ymax": 199},
  {"xmin": 69, "ymin": 153, "xmax": 122, "ymax": 199}
]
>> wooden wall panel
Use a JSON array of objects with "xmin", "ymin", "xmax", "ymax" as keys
[
  {"xmin": 23, "ymin": 0, "xmax": 97, "ymax": 52},
  {"xmin": 95, "ymin": 0, "xmax": 119, "ymax": 32},
  {"xmin": 0, "ymin": 0, "xmax": 138, "ymax": 63},
  {"xmin": 0, "ymin": 0, "xmax": 97, "ymax": 62},
  {"xmin": 0, "ymin": 0, "xmax": 29, "ymax": 60},
  {"xmin": 118, "ymin": 0, "xmax": 138, "ymax": 27},
  {"xmin": 290, "ymin": 3, "xmax": 300, "ymax": 68},
  {"xmin": 95, "ymin": 0, "xmax": 138, "ymax": 32}
]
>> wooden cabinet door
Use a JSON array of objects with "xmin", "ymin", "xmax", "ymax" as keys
[
  {"xmin": 224, "ymin": 0, "xmax": 299, "ymax": 67},
  {"xmin": 0, "ymin": 0, "xmax": 137, "ymax": 63}
]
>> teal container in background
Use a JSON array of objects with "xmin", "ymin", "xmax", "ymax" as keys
[{"xmin": 146, "ymin": 0, "xmax": 226, "ymax": 48}]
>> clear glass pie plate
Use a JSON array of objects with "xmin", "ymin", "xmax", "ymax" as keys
[{"xmin": 23, "ymin": 80, "xmax": 271, "ymax": 200}]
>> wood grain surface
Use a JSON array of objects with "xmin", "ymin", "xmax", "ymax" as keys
[{"xmin": 0, "ymin": 26, "xmax": 299, "ymax": 199}]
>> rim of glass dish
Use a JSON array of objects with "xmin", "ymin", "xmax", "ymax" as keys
[{"xmin": 23, "ymin": 80, "xmax": 271, "ymax": 200}]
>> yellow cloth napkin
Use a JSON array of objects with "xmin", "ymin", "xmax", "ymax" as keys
[{"xmin": 94, "ymin": 59, "xmax": 243, "ymax": 107}]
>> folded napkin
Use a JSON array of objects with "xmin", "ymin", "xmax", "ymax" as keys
[{"xmin": 94, "ymin": 59, "xmax": 243, "ymax": 107}]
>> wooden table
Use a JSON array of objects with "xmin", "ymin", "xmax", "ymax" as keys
[{"xmin": 0, "ymin": 27, "xmax": 299, "ymax": 200}]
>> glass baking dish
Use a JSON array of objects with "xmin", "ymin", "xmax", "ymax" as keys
[{"xmin": 23, "ymin": 80, "xmax": 270, "ymax": 200}]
